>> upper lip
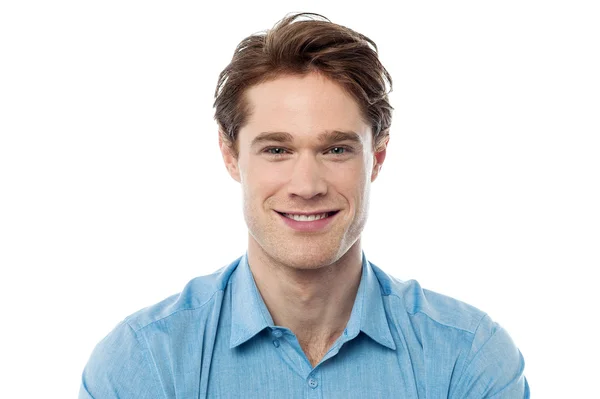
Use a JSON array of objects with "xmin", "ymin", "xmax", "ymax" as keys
[{"xmin": 276, "ymin": 210, "xmax": 339, "ymax": 215}]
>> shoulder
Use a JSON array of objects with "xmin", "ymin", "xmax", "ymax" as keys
[
  {"xmin": 370, "ymin": 262, "xmax": 529, "ymax": 398},
  {"xmin": 370, "ymin": 262, "xmax": 486, "ymax": 334},
  {"xmin": 121, "ymin": 256, "xmax": 241, "ymax": 332},
  {"xmin": 79, "ymin": 257, "xmax": 242, "ymax": 398}
]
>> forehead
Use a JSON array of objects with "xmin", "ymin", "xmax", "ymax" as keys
[{"xmin": 239, "ymin": 73, "xmax": 371, "ymax": 143}]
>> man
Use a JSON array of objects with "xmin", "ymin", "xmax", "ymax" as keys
[{"xmin": 80, "ymin": 12, "xmax": 529, "ymax": 398}]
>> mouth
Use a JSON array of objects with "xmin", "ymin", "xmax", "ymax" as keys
[
  {"xmin": 276, "ymin": 210, "xmax": 339, "ymax": 221},
  {"xmin": 274, "ymin": 210, "xmax": 340, "ymax": 232}
]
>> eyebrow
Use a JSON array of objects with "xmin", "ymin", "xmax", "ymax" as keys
[{"xmin": 250, "ymin": 130, "xmax": 364, "ymax": 147}]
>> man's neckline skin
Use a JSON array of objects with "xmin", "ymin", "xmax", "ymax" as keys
[{"xmin": 247, "ymin": 236, "xmax": 363, "ymax": 354}]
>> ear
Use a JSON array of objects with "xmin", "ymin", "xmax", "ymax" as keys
[
  {"xmin": 371, "ymin": 136, "xmax": 389, "ymax": 182},
  {"xmin": 218, "ymin": 132, "xmax": 241, "ymax": 183}
]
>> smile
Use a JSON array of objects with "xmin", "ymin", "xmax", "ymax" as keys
[
  {"xmin": 281, "ymin": 212, "xmax": 331, "ymax": 221},
  {"xmin": 275, "ymin": 210, "xmax": 340, "ymax": 232}
]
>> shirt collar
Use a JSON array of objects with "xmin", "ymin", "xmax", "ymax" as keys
[
  {"xmin": 229, "ymin": 253, "xmax": 275, "ymax": 348},
  {"xmin": 229, "ymin": 252, "xmax": 396, "ymax": 351}
]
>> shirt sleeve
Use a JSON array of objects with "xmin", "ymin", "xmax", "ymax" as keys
[
  {"xmin": 450, "ymin": 314, "xmax": 530, "ymax": 399},
  {"xmin": 79, "ymin": 321, "xmax": 162, "ymax": 399}
]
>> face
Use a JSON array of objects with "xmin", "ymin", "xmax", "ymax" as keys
[{"xmin": 220, "ymin": 72, "xmax": 387, "ymax": 270}]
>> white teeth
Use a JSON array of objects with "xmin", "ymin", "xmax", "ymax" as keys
[{"xmin": 283, "ymin": 212, "xmax": 329, "ymax": 222}]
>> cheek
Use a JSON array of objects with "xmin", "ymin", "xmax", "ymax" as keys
[
  {"xmin": 241, "ymin": 160, "xmax": 286, "ymax": 201},
  {"xmin": 334, "ymin": 159, "xmax": 369, "ymax": 189}
]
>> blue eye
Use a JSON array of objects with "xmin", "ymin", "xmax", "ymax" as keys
[
  {"xmin": 328, "ymin": 146, "xmax": 354, "ymax": 156},
  {"xmin": 265, "ymin": 147, "xmax": 288, "ymax": 156}
]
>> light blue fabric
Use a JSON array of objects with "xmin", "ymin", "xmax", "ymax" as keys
[{"xmin": 80, "ymin": 253, "xmax": 529, "ymax": 398}]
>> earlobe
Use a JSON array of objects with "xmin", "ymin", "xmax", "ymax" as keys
[{"xmin": 218, "ymin": 133, "xmax": 241, "ymax": 183}]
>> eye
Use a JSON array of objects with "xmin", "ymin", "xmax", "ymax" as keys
[
  {"xmin": 263, "ymin": 147, "xmax": 290, "ymax": 157},
  {"xmin": 329, "ymin": 147, "xmax": 346, "ymax": 155},
  {"xmin": 327, "ymin": 146, "xmax": 353, "ymax": 156},
  {"xmin": 267, "ymin": 147, "xmax": 285, "ymax": 154}
]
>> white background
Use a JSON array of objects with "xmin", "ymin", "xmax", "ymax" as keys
[{"xmin": 1, "ymin": 1, "xmax": 598, "ymax": 397}]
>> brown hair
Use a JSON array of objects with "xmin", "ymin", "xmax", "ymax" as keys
[{"xmin": 213, "ymin": 12, "xmax": 393, "ymax": 156}]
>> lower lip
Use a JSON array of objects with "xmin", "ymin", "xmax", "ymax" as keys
[{"xmin": 277, "ymin": 211, "xmax": 338, "ymax": 232}]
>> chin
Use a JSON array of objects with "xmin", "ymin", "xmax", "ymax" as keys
[
  {"xmin": 279, "ymin": 253, "xmax": 336, "ymax": 270},
  {"xmin": 246, "ymin": 210, "xmax": 363, "ymax": 270},
  {"xmin": 265, "ymin": 238, "xmax": 349, "ymax": 270}
]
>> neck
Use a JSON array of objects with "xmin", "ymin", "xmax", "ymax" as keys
[{"xmin": 247, "ymin": 239, "xmax": 363, "ymax": 345}]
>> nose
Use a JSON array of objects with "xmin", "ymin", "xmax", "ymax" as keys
[{"xmin": 286, "ymin": 152, "xmax": 328, "ymax": 199}]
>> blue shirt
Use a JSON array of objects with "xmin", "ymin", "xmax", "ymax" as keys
[{"xmin": 80, "ymin": 253, "xmax": 529, "ymax": 398}]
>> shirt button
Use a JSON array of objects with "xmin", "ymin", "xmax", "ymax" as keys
[
  {"xmin": 272, "ymin": 329, "xmax": 283, "ymax": 338},
  {"xmin": 272, "ymin": 339, "xmax": 280, "ymax": 348},
  {"xmin": 308, "ymin": 378, "xmax": 318, "ymax": 388}
]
